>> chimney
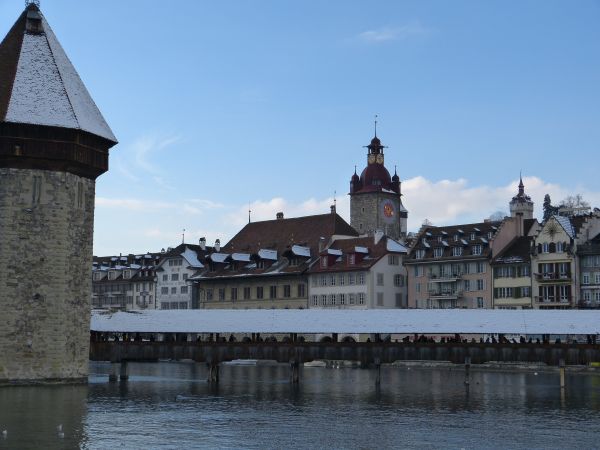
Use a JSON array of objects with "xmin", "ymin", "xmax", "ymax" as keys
[
  {"xmin": 215, "ymin": 239, "xmax": 221, "ymax": 253},
  {"xmin": 199, "ymin": 237, "xmax": 206, "ymax": 251},
  {"xmin": 276, "ymin": 212, "xmax": 284, "ymax": 220},
  {"xmin": 374, "ymin": 229, "xmax": 384, "ymax": 244},
  {"xmin": 330, "ymin": 204, "xmax": 336, "ymax": 214},
  {"xmin": 318, "ymin": 237, "xmax": 326, "ymax": 253}
]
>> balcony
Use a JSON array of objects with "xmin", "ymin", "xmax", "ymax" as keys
[
  {"xmin": 534, "ymin": 296, "xmax": 572, "ymax": 305},
  {"xmin": 429, "ymin": 290, "xmax": 463, "ymax": 300},
  {"xmin": 534, "ymin": 273, "xmax": 571, "ymax": 282},
  {"xmin": 428, "ymin": 273, "xmax": 462, "ymax": 282}
]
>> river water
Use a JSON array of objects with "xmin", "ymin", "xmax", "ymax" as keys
[{"xmin": 1, "ymin": 362, "xmax": 599, "ymax": 449}]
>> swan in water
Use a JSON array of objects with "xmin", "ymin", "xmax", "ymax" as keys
[
  {"xmin": 2, "ymin": 430, "xmax": 7, "ymax": 438},
  {"xmin": 57, "ymin": 425, "xmax": 63, "ymax": 432}
]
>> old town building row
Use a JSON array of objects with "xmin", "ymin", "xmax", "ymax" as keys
[{"xmin": 92, "ymin": 134, "xmax": 600, "ymax": 311}]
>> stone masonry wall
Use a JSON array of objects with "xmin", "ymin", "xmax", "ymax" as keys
[
  {"xmin": 0, "ymin": 168, "xmax": 95, "ymax": 382},
  {"xmin": 350, "ymin": 192, "xmax": 402, "ymax": 240}
]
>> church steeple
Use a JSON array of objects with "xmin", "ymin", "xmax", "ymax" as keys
[{"xmin": 510, "ymin": 173, "xmax": 534, "ymax": 220}]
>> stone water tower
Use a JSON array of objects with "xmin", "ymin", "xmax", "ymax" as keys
[{"xmin": 0, "ymin": 3, "xmax": 117, "ymax": 382}]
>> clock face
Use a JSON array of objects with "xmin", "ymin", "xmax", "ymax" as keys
[
  {"xmin": 376, "ymin": 154, "xmax": 384, "ymax": 164},
  {"xmin": 380, "ymin": 200, "xmax": 396, "ymax": 224},
  {"xmin": 368, "ymin": 154, "xmax": 376, "ymax": 164}
]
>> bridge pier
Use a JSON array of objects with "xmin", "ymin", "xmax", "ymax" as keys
[
  {"xmin": 120, "ymin": 361, "xmax": 129, "ymax": 381},
  {"xmin": 464, "ymin": 357, "xmax": 471, "ymax": 386},
  {"xmin": 559, "ymin": 358, "xmax": 566, "ymax": 390},
  {"xmin": 374, "ymin": 358, "xmax": 381, "ymax": 386},
  {"xmin": 290, "ymin": 360, "xmax": 300, "ymax": 384},
  {"xmin": 207, "ymin": 363, "xmax": 220, "ymax": 383},
  {"xmin": 108, "ymin": 363, "xmax": 118, "ymax": 382}
]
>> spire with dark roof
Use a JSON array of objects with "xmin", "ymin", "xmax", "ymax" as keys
[
  {"xmin": 0, "ymin": 3, "xmax": 117, "ymax": 179},
  {"xmin": 0, "ymin": 3, "xmax": 116, "ymax": 142}
]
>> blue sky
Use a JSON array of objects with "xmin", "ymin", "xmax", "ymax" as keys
[{"xmin": 1, "ymin": 1, "xmax": 599, "ymax": 255}]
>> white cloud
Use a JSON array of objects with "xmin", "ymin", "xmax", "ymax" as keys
[
  {"xmin": 358, "ymin": 22, "xmax": 431, "ymax": 43},
  {"xmin": 133, "ymin": 135, "xmax": 181, "ymax": 174},
  {"xmin": 93, "ymin": 176, "xmax": 600, "ymax": 255}
]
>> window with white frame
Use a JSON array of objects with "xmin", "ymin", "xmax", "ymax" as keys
[
  {"xmin": 330, "ymin": 275, "xmax": 336, "ymax": 286},
  {"xmin": 340, "ymin": 293, "xmax": 346, "ymax": 305},
  {"xmin": 452, "ymin": 247, "xmax": 463, "ymax": 257},
  {"xmin": 320, "ymin": 294, "xmax": 327, "ymax": 306},
  {"xmin": 542, "ymin": 242, "xmax": 550, "ymax": 253},
  {"xmin": 583, "ymin": 291, "xmax": 591, "ymax": 301},
  {"xmin": 312, "ymin": 295, "xmax": 318, "ymax": 306},
  {"xmin": 349, "ymin": 293, "xmax": 356, "ymax": 304},
  {"xmin": 472, "ymin": 245, "xmax": 482, "ymax": 256},
  {"xmin": 596, "ymin": 273, "xmax": 600, "ymax": 284},
  {"xmin": 376, "ymin": 273, "xmax": 384, "ymax": 286},
  {"xmin": 320, "ymin": 275, "xmax": 326, "ymax": 286},
  {"xmin": 348, "ymin": 273, "xmax": 355, "ymax": 285},
  {"xmin": 171, "ymin": 287, "xmax": 177, "ymax": 294},
  {"xmin": 595, "ymin": 290, "xmax": 600, "ymax": 302},
  {"xmin": 556, "ymin": 242, "xmax": 564, "ymax": 252},
  {"xmin": 470, "ymin": 233, "xmax": 476, "ymax": 241},
  {"xmin": 434, "ymin": 248, "xmax": 443, "ymax": 258},
  {"xmin": 477, "ymin": 297, "xmax": 484, "ymax": 308},
  {"xmin": 463, "ymin": 279, "xmax": 471, "ymax": 292},
  {"xmin": 358, "ymin": 293, "xmax": 365, "ymax": 304},
  {"xmin": 477, "ymin": 279, "xmax": 485, "ymax": 291},
  {"xmin": 394, "ymin": 274, "xmax": 404, "ymax": 287},
  {"xmin": 453, "ymin": 234, "xmax": 459, "ymax": 242},
  {"xmin": 339, "ymin": 274, "xmax": 345, "ymax": 285},
  {"xmin": 476, "ymin": 262, "xmax": 485, "ymax": 273},
  {"xmin": 329, "ymin": 294, "xmax": 336, "ymax": 306},
  {"xmin": 171, "ymin": 273, "xmax": 179, "ymax": 281},
  {"xmin": 583, "ymin": 273, "xmax": 590, "ymax": 284},
  {"xmin": 416, "ymin": 250, "xmax": 426, "ymax": 259},
  {"xmin": 357, "ymin": 273, "xmax": 365, "ymax": 285},
  {"xmin": 181, "ymin": 286, "xmax": 188, "ymax": 294},
  {"xmin": 162, "ymin": 274, "xmax": 168, "ymax": 281},
  {"xmin": 416, "ymin": 283, "xmax": 421, "ymax": 293},
  {"xmin": 161, "ymin": 287, "xmax": 168, "ymax": 295},
  {"xmin": 219, "ymin": 288, "xmax": 225, "ymax": 301}
]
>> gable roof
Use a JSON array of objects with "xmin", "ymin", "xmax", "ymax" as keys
[
  {"xmin": 0, "ymin": 5, "xmax": 116, "ymax": 142},
  {"xmin": 491, "ymin": 236, "xmax": 533, "ymax": 264},
  {"xmin": 224, "ymin": 213, "xmax": 358, "ymax": 256}
]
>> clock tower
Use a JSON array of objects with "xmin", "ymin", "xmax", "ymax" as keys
[{"xmin": 349, "ymin": 132, "xmax": 407, "ymax": 241}]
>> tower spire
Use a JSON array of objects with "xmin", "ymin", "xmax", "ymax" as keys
[{"xmin": 374, "ymin": 114, "xmax": 378, "ymax": 137}]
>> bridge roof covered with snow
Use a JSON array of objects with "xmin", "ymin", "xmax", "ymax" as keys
[{"xmin": 90, "ymin": 310, "xmax": 600, "ymax": 335}]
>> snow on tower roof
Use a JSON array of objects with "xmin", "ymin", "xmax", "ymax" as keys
[{"xmin": 0, "ymin": 5, "xmax": 117, "ymax": 143}]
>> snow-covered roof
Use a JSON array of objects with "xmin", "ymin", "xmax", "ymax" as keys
[
  {"xmin": 181, "ymin": 247, "xmax": 203, "ymax": 269},
  {"xmin": 355, "ymin": 246, "xmax": 369, "ymax": 254},
  {"xmin": 291, "ymin": 245, "xmax": 310, "ymax": 257},
  {"xmin": 258, "ymin": 249, "xmax": 278, "ymax": 261},
  {"xmin": 210, "ymin": 253, "xmax": 230, "ymax": 264},
  {"xmin": 386, "ymin": 239, "xmax": 407, "ymax": 253},
  {"xmin": 2, "ymin": 8, "xmax": 116, "ymax": 142},
  {"xmin": 90, "ymin": 309, "xmax": 600, "ymax": 335},
  {"xmin": 231, "ymin": 253, "xmax": 251, "ymax": 262},
  {"xmin": 327, "ymin": 249, "xmax": 343, "ymax": 256},
  {"xmin": 554, "ymin": 215, "xmax": 575, "ymax": 239}
]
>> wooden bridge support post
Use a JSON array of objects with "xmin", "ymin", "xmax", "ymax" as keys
[
  {"xmin": 374, "ymin": 358, "xmax": 381, "ymax": 386},
  {"xmin": 559, "ymin": 358, "xmax": 566, "ymax": 390},
  {"xmin": 119, "ymin": 361, "xmax": 129, "ymax": 381},
  {"xmin": 464, "ymin": 356, "xmax": 471, "ymax": 386},
  {"xmin": 290, "ymin": 360, "xmax": 300, "ymax": 384},
  {"xmin": 108, "ymin": 363, "xmax": 118, "ymax": 382},
  {"xmin": 207, "ymin": 363, "xmax": 220, "ymax": 383}
]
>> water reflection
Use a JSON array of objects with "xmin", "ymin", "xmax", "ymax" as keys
[{"xmin": 1, "ymin": 362, "xmax": 600, "ymax": 449}]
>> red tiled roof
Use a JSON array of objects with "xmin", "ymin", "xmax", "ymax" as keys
[
  {"xmin": 309, "ymin": 236, "xmax": 391, "ymax": 274},
  {"xmin": 224, "ymin": 213, "xmax": 358, "ymax": 256}
]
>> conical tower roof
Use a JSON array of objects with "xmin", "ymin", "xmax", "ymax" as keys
[{"xmin": 0, "ymin": 4, "xmax": 116, "ymax": 143}]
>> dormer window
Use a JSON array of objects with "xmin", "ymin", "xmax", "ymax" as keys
[
  {"xmin": 422, "ymin": 237, "xmax": 427, "ymax": 245},
  {"xmin": 437, "ymin": 236, "xmax": 442, "ymax": 243},
  {"xmin": 433, "ymin": 248, "xmax": 443, "ymax": 258},
  {"xmin": 257, "ymin": 260, "xmax": 265, "ymax": 269},
  {"xmin": 108, "ymin": 271, "xmax": 116, "ymax": 280},
  {"xmin": 452, "ymin": 247, "xmax": 463, "ymax": 257},
  {"xmin": 289, "ymin": 257, "xmax": 299, "ymax": 267},
  {"xmin": 472, "ymin": 245, "xmax": 482, "ymax": 256},
  {"xmin": 470, "ymin": 232, "xmax": 476, "ymax": 241},
  {"xmin": 454, "ymin": 234, "xmax": 459, "ymax": 242},
  {"xmin": 416, "ymin": 250, "xmax": 425, "ymax": 259},
  {"xmin": 123, "ymin": 270, "xmax": 131, "ymax": 279},
  {"xmin": 487, "ymin": 232, "xmax": 493, "ymax": 240}
]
